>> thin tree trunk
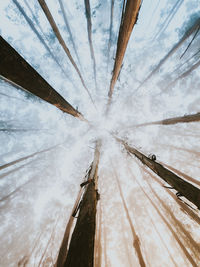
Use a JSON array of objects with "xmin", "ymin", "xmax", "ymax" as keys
[
  {"xmin": 84, "ymin": 0, "xmax": 98, "ymax": 91},
  {"xmin": 163, "ymin": 59, "xmax": 200, "ymax": 92},
  {"xmin": 131, "ymin": 172, "xmax": 198, "ymax": 267},
  {"xmin": 154, "ymin": 0, "xmax": 183, "ymax": 40},
  {"xmin": 58, "ymin": 0, "xmax": 82, "ymax": 69},
  {"xmin": 107, "ymin": 0, "xmax": 115, "ymax": 70},
  {"xmin": 0, "ymin": 143, "xmax": 63, "ymax": 171},
  {"xmin": 132, "ymin": 112, "xmax": 200, "ymax": 127},
  {"xmin": 137, "ymin": 18, "xmax": 200, "ymax": 90},
  {"xmin": 0, "ymin": 36, "xmax": 83, "ymax": 119},
  {"xmin": 109, "ymin": 0, "xmax": 141, "ymax": 97},
  {"xmin": 38, "ymin": 0, "xmax": 95, "ymax": 106},
  {"xmin": 117, "ymin": 137, "xmax": 200, "ymax": 209},
  {"xmin": 13, "ymin": 0, "xmax": 71, "ymax": 82},
  {"xmin": 114, "ymin": 169, "xmax": 146, "ymax": 267}
]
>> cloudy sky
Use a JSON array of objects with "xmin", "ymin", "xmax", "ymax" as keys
[{"xmin": 0, "ymin": 0, "xmax": 200, "ymax": 266}]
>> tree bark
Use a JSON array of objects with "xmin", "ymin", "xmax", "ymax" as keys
[
  {"xmin": 84, "ymin": 0, "xmax": 98, "ymax": 91},
  {"xmin": 117, "ymin": 138, "xmax": 200, "ymax": 209},
  {"xmin": 133, "ymin": 112, "xmax": 200, "ymax": 127},
  {"xmin": 63, "ymin": 144, "xmax": 100, "ymax": 267},
  {"xmin": 0, "ymin": 36, "xmax": 82, "ymax": 119},
  {"xmin": 38, "ymin": 0, "xmax": 95, "ymax": 106},
  {"xmin": 109, "ymin": 0, "xmax": 141, "ymax": 97}
]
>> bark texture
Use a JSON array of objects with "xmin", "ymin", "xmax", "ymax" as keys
[
  {"xmin": 109, "ymin": 0, "xmax": 141, "ymax": 97},
  {"xmin": 117, "ymin": 138, "xmax": 200, "ymax": 209},
  {"xmin": 0, "ymin": 36, "xmax": 82, "ymax": 118}
]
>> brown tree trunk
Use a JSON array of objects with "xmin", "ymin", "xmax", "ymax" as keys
[
  {"xmin": 38, "ymin": 0, "xmax": 95, "ymax": 106},
  {"xmin": 114, "ymin": 170, "xmax": 146, "ymax": 267},
  {"xmin": 63, "ymin": 144, "xmax": 100, "ymax": 267},
  {"xmin": 133, "ymin": 112, "xmax": 200, "ymax": 127},
  {"xmin": 117, "ymin": 138, "xmax": 200, "ymax": 209},
  {"xmin": 0, "ymin": 36, "xmax": 82, "ymax": 119},
  {"xmin": 84, "ymin": 0, "xmax": 98, "ymax": 91},
  {"xmin": 109, "ymin": 0, "xmax": 141, "ymax": 97}
]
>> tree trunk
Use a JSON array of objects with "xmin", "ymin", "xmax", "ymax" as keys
[
  {"xmin": 114, "ymin": 170, "xmax": 146, "ymax": 267},
  {"xmin": 84, "ymin": 0, "xmax": 98, "ymax": 91},
  {"xmin": 0, "ymin": 36, "xmax": 82, "ymax": 119},
  {"xmin": 63, "ymin": 144, "xmax": 100, "ymax": 267},
  {"xmin": 133, "ymin": 112, "xmax": 200, "ymax": 127},
  {"xmin": 13, "ymin": 0, "xmax": 71, "ymax": 81},
  {"xmin": 109, "ymin": 0, "xmax": 141, "ymax": 97},
  {"xmin": 137, "ymin": 17, "xmax": 200, "ymax": 90},
  {"xmin": 117, "ymin": 138, "xmax": 200, "ymax": 209},
  {"xmin": 38, "ymin": 0, "xmax": 95, "ymax": 106}
]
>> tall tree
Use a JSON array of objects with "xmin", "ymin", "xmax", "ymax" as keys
[
  {"xmin": 0, "ymin": 36, "xmax": 83, "ymax": 119},
  {"xmin": 116, "ymin": 137, "xmax": 200, "ymax": 209},
  {"xmin": 38, "ymin": 0, "xmax": 95, "ymax": 106},
  {"xmin": 114, "ymin": 169, "xmax": 146, "ymax": 267},
  {"xmin": 13, "ymin": 0, "xmax": 71, "ymax": 82},
  {"xmin": 59, "ymin": 143, "xmax": 100, "ymax": 267},
  {"xmin": 108, "ymin": 0, "xmax": 141, "ymax": 98},
  {"xmin": 58, "ymin": 0, "xmax": 82, "ymax": 69},
  {"xmin": 132, "ymin": 112, "xmax": 200, "ymax": 127},
  {"xmin": 84, "ymin": 0, "xmax": 98, "ymax": 91},
  {"xmin": 137, "ymin": 18, "xmax": 200, "ymax": 90}
]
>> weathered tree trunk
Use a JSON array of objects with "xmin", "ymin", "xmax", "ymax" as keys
[
  {"xmin": 13, "ymin": 0, "xmax": 72, "ymax": 82},
  {"xmin": 141, "ymin": 166, "xmax": 200, "ymax": 225},
  {"xmin": 137, "ymin": 17, "xmax": 200, "ymax": 90},
  {"xmin": 114, "ymin": 171, "xmax": 146, "ymax": 267},
  {"xmin": 84, "ymin": 0, "xmax": 98, "ymax": 91},
  {"xmin": 38, "ymin": 0, "xmax": 95, "ymax": 106},
  {"xmin": 62, "ymin": 144, "xmax": 100, "ymax": 267},
  {"xmin": 56, "ymin": 188, "xmax": 84, "ymax": 267},
  {"xmin": 117, "ymin": 138, "xmax": 200, "ymax": 209},
  {"xmin": 133, "ymin": 112, "xmax": 200, "ymax": 127},
  {"xmin": 109, "ymin": 0, "xmax": 141, "ymax": 97},
  {"xmin": 0, "ymin": 36, "xmax": 82, "ymax": 119},
  {"xmin": 160, "ymin": 161, "xmax": 200, "ymax": 187}
]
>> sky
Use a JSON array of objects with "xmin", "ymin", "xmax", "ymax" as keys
[{"xmin": 0, "ymin": 0, "xmax": 200, "ymax": 266}]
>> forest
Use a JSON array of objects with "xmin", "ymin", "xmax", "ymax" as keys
[{"xmin": 0, "ymin": 0, "xmax": 200, "ymax": 266}]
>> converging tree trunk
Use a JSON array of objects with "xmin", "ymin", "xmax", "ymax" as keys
[
  {"xmin": 132, "ymin": 112, "xmax": 200, "ymax": 127},
  {"xmin": 116, "ymin": 138, "xmax": 200, "ymax": 209},
  {"xmin": 84, "ymin": 0, "xmax": 98, "ymax": 91},
  {"xmin": 109, "ymin": 0, "xmax": 141, "ymax": 97},
  {"xmin": 0, "ymin": 36, "xmax": 83, "ymax": 119},
  {"xmin": 38, "ymin": 0, "xmax": 95, "ymax": 106}
]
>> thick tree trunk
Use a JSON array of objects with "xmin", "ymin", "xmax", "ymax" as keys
[
  {"xmin": 0, "ymin": 37, "xmax": 82, "ymax": 118},
  {"xmin": 63, "ymin": 145, "xmax": 100, "ymax": 267},
  {"xmin": 133, "ymin": 112, "xmax": 200, "ymax": 127},
  {"xmin": 109, "ymin": 0, "xmax": 141, "ymax": 97},
  {"xmin": 117, "ymin": 138, "xmax": 200, "ymax": 209}
]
